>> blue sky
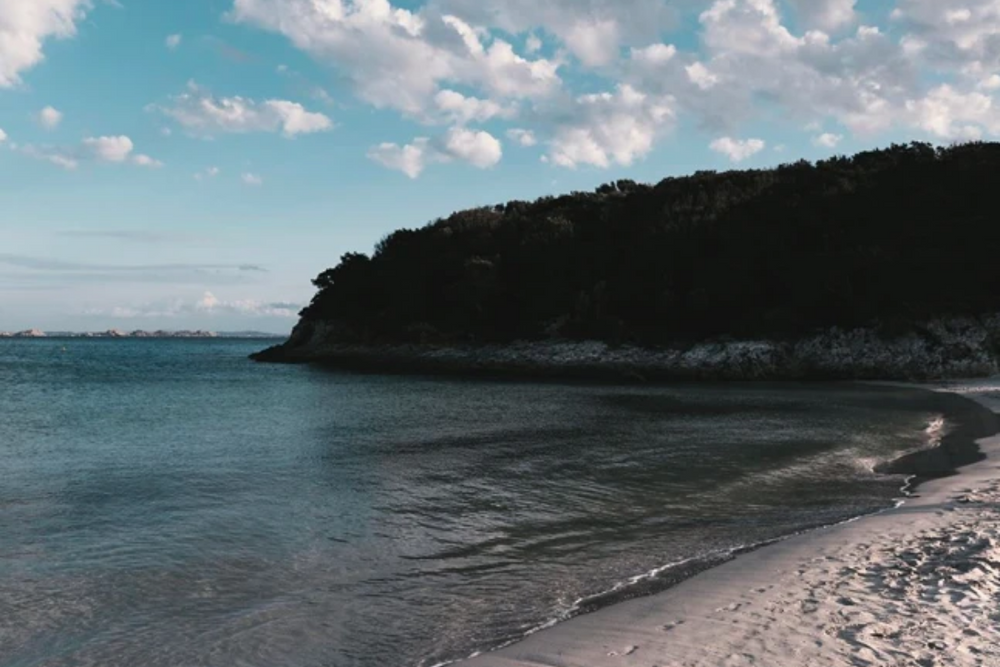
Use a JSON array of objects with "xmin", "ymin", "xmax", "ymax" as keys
[{"xmin": 1, "ymin": 0, "xmax": 997, "ymax": 333}]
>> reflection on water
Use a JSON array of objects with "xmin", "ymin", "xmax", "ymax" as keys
[{"xmin": 0, "ymin": 339, "xmax": 960, "ymax": 666}]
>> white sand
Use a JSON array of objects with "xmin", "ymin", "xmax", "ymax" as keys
[{"xmin": 456, "ymin": 380, "xmax": 1000, "ymax": 667}]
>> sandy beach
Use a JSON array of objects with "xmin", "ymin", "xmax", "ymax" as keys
[{"xmin": 456, "ymin": 380, "xmax": 1000, "ymax": 667}]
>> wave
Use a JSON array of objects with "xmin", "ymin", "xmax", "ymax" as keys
[{"xmin": 425, "ymin": 411, "xmax": 957, "ymax": 667}]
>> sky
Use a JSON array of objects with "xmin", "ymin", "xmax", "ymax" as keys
[{"xmin": 2, "ymin": 0, "xmax": 999, "ymax": 333}]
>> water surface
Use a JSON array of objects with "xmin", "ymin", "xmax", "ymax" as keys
[{"xmin": 0, "ymin": 339, "xmax": 958, "ymax": 666}]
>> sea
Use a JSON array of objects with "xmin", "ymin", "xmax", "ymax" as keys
[{"xmin": 0, "ymin": 338, "xmax": 974, "ymax": 667}]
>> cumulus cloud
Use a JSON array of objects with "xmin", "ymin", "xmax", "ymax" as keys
[
  {"xmin": 155, "ymin": 81, "xmax": 333, "ymax": 138},
  {"xmin": 20, "ymin": 134, "xmax": 161, "ymax": 169},
  {"xmin": 229, "ymin": 0, "xmax": 562, "ymax": 117},
  {"xmin": 165, "ymin": 33, "xmax": 182, "ymax": 49},
  {"xmin": 368, "ymin": 138, "xmax": 431, "ymax": 179},
  {"xmin": 813, "ymin": 132, "xmax": 844, "ymax": 147},
  {"xmin": 82, "ymin": 135, "xmax": 133, "ymax": 162},
  {"xmin": 631, "ymin": 43, "xmax": 677, "ymax": 66},
  {"xmin": 507, "ymin": 128, "xmax": 537, "ymax": 146},
  {"xmin": 369, "ymin": 127, "xmax": 502, "ymax": 177},
  {"xmin": 92, "ymin": 292, "xmax": 301, "ymax": 320},
  {"xmin": 890, "ymin": 0, "xmax": 1000, "ymax": 73},
  {"xmin": 132, "ymin": 154, "xmax": 164, "ymax": 168},
  {"xmin": 619, "ymin": 1, "xmax": 923, "ymax": 137},
  {"xmin": 0, "ymin": 0, "xmax": 92, "ymax": 87},
  {"xmin": 786, "ymin": 0, "xmax": 857, "ymax": 31},
  {"xmin": 38, "ymin": 106, "xmax": 63, "ymax": 129},
  {"xmin": 433, "ymin": 0, "xmax": 679, "ymax": 67},
  {"xmin": 193, "ymin": 292, "xmax": 298, "ymax": 317},
  {"xmin": 434, "ymin": 89, "xmax": 514, "ymax": 124},
  {"xmin": 442, "ymin": 127, "xmax": 503, "ymax": 167},
  {"xmin": 904, "ymin": 84, "xmax": 1000, "ymax": 140},
  {"xmin": 221, "ymin": 0, "xmax": 1000, "ymax": 170},
  {"xmin": 548, "ymin": 85, "xmax": 675, "ymax": 168},
  {"xmin": 241, "ymin": 172, "xmax": 263, "ymax": 186},
  {"xmin": 709, "ymin": 136, "xmax": 766, "ymax": 162}
]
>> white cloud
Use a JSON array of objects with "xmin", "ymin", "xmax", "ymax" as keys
[
  {"xmin": 701, "ymin": 0, "xmax": 802, "ymax": 57},
  {"xmin": 223, "ymin": 0, "xmax": 1000, "ymax": 170},
  {"xmin": 0, "ymin": 0, "xmax": 92, "ymax": 87},
  {"xmin": 685, "ymin": 62, "xmax": 718, "ymax": 90},
  {"xmin": 20, "ymin": 144, "xmax": 78, "ymax": 169},
  {"xmin": 82, "ymin": 135, "xmax": 133, "ymax": 162},
  {"xmin": 38, "ymin": 106, "xmax": 63, "ymax": 129},
  {"xmin": 433, "ymin": 0, "xmax": 679, "ymax": 69},
  {"xmin": 132, "ymin": 154, "xmax": 164, "ymax": 168},
  {"xmin": 441, "ymin": 127, "xmax": 502, "ymax": 168},
  {"xmin": 507, "ymin": 128, "xmax": 537, "ymax": 146},
  {"xmin": 548, "ymin": 84, "xmax": 675, "ymax": 168},
  {"xmin": 631, "ymin": 43, "xmax": 677, "ymax": 66},
  {"xmin": 97, "ymin": 292, "xmax": 301, "ymax": 320},
  {"xmin": 165, "ymin": 33, "xmax": 182, "ymax": 50},
  {"xmin": 786, "ymin": 0, "xmax": 857, "ymax": 31},
  {"xmin": 979, "ymin": 74, "xmax": 1000, "ymax": 91},
  {"xmin": 368, "ymin": 138, "xmax": 431, "ymax": 179},
  {"xmin": 0, "ymin": 128, "xmax": 7, "ymax": 143},
  {"xmin": 709, "ymin": 136, "xmax": 766, "ymax": 162},
  {"xmin": 229, "ymin": 0, "xmax": 562, "ymax": 118},
  {"xmin": 563, "ymin": 18, "xmax": 620, "ymax": 67},
  {"xmin": 241, "ymin": 172, "xmax": 263, "ymax": 186},
  {"xmin": 434, "ymin": 89, "xmax": 514, "ymax": 124},
  {"xmin": 20, "ymin": 134, "xmax": 159, "ymax": 169},
  {"xmin": 156, "ymin": 82, "xmax": 333, "ymax": 138},
  {"xmin": 891, "ymin": 0, "xmax": 1000, "ymax": 73},
  {"xmin": 904, "ymin": 84, "xmax": 1000, "ymax": 140},
  {"xmin": 191, "ymin": 292, "xmax": 298, "ymax": 317},
  {"xmin": 813, "ymin": 132, "xmax": 843, "ymax": 147},
  {"xmin": 368, "ymin": 127, "xmax": 502, "ymax": 177},
  {"xmin": 194, "ymin": 166, "xmax": 220, "ymax": 181}
]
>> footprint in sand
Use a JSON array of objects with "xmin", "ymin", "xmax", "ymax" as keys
[
  {"xmin": 715, "ymin": 602, "xmax": 745, "ymax": 613},
  {"xmin": 662, "ymin": 620, "xmax": 686, "ymax": 632},
  {"xmin": 607, "ymin": 645, "xmax": 639, "ymax": 657}
]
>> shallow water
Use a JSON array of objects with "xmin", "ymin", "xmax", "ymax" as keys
[{"xmin": 0, "ymin": 339, "xmax": 959, "ymax": 667}]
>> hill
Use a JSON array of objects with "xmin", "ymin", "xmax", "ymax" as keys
[{"xmin": 253, "ymin": 142, "xmax": 1000, "ymax": 380}]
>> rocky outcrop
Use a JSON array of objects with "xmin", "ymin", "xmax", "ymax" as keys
[{"xmin": 250, "ymin": 315, "xmax": 1000, "ymax": 382}]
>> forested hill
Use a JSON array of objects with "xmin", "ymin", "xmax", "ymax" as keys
[{"xmin": 295, "ymin": 142, "xmax": 1000, "ymax": 348}]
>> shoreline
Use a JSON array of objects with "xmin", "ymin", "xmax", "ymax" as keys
[
  {"xmin": 251, "ymin": 315, "xmax": 1000, "ymax": 382},
  {"xmin": 446, "ymin": 379, "xmax": 1000, "ymax": 667}
]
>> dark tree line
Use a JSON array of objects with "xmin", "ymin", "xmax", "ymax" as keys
[{"xmin": 300, "ymin": 142, "xmax": 1000, "ymax": 346}]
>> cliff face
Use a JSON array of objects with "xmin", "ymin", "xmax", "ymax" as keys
[{"xmin": 251, "ymin": 315, "xmax": 1000, "ymax": 382}]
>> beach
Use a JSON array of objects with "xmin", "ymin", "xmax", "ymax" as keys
[{"xmin": 456, "ymin": 379, "xmax": 1000, "ymax": 667}]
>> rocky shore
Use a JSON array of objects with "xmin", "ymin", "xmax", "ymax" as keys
[{"xmin": 251, "ymin": 315, "xmax": 1000, "ymax": 382}]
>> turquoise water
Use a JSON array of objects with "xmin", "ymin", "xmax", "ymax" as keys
[{"xmin": 0, "ymin": 339, "xmax": 957, "ymax": 666}]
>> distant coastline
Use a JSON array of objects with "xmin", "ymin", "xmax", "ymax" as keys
[{"xmin": 2, "ymin": 329, "xmax": 286, "ymax": 339}]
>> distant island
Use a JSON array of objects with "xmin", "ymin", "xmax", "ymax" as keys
[
  {"xmin": 253, "ymin": 142, "xmax": 1000, "ymax": 381},
  {"xmin": 2, "ymin": 329, "xmax": 285, "ymax": 339}
]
